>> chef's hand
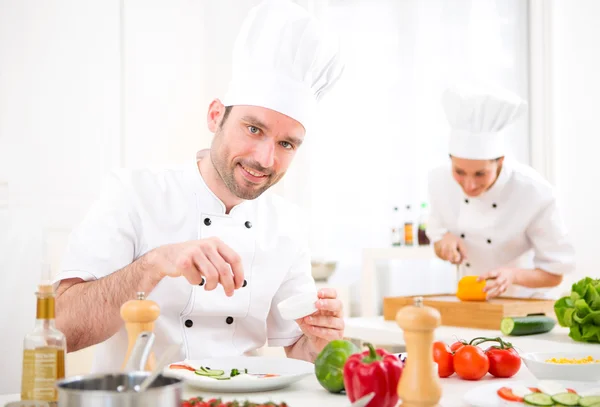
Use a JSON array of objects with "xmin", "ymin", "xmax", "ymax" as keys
[
  {"xmin": 296, "ymin": 288, "xmax": 345, "ymax": 354},
  {"xmin": 478, "ymin": 268, "xmax": 517, "ymax": 299},
  {"xmin": 150, "ymin": 237, "xmax": 244, "ymax": 297},
  {"xmin": 436, "ymin": 232, "xmax": 467, "ymax": 264}
]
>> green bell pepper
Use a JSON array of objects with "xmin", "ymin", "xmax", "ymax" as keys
[{"xmin": 314, "ymin": 339, "xmax": 360, "ymax": 393}]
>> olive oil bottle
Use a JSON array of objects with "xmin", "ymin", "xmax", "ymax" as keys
[{"xmin": 20, "ymin": 264, "xmax": 66, "ymax": 403}]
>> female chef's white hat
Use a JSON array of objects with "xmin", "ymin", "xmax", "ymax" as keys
[
  {"xmin": 222, "ymin": 0, "xmax": 344, "ymax": 134},
  {"xmin": 442, "ymin": 84, "xmax": 528, "ymax": 160}
]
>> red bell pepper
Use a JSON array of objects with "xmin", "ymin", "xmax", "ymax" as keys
[{"xmin": 343, "ymin": 343, "xmax": 403, "ymax": 407}]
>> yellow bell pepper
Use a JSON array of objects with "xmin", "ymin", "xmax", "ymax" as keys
[{"xmin": 456, "ymin": 276, "xmax": 487, "ymax": 301}]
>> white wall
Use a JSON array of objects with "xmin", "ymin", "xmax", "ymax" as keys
[
  {"xmin": 551, "ymin": 0, "xmax": 600, "ymax": 281},
  {"xmin": 0, "ymin": 0, "xmax": 121, "ymax": 393}
]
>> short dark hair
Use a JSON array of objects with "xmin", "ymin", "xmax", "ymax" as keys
[{"xmin": 220, "ymin": 106, "xmax": 233, "ymax": 128}]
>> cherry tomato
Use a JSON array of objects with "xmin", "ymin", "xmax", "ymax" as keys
[
  {"xmin": 453, "ymin": 345, "xmax": 489, "ymax": 380},
  {"xmin": 450, "ymin": 341, "xmax": 465, "ymax": 352},
  {"xmin": 432, "ymin": 341, "xmax": 454, "ymax": 377},
  {"xmin": 497, "ymin": 387, "xmax": 523, "ymax": 402},
  {"xmin": 485, "ymin": 346, "xmax": 521, "ymax": 378}
]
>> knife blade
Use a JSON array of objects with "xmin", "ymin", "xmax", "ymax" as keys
[{"xmin": 349, "ymin": 392, "xmax": 375, "ymax": 407}]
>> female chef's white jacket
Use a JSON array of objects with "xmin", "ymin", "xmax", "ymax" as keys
[
  {"xmin": 54, "ymin": 153, "xmax": 316, "ymax": 373},
  {"xmin": 426, "ymin": 158, "xmax": 575, "ymax": 298}
]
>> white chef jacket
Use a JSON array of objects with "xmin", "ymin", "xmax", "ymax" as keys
[
  {"xmin": 54, "ymin": 152, "xmax": 316, "ymax": 373},
  {"xmin": 426, "ymin": 158, "xmax": 575, "ymax": 298}
]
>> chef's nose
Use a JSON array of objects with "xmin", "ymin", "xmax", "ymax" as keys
[
  {"xmin": 253, "ymin": 139, "xmax": 275, "ymax": 169},
  {"xmin": 464, "ymin": 178, "xmax": 477, "ymax": 191}
]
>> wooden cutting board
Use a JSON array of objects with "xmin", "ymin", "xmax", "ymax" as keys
[{"xmin": 383, "ymin": 294, "xmax": 556, "ymax": 330}]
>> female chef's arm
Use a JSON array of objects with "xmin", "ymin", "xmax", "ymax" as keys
[
  {"xmin": 479, "ymin": 199, "xmax": 575, "ymax": 298},
  {"xmin": 427, "ymin": 170, "xmax": 468, "ymax": 264}
]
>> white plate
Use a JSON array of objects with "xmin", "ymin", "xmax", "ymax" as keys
[
  {"xmin": 164, "ymin": 356, "xmax": 314, "ymax": 393},
  {"xmin": 463, "ymin": 380, "xmax": 600, "ymax": 407}
]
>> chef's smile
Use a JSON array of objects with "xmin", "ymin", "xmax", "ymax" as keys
[{"xmin": 238, "ymin": 163, "xmax": 269, "ymax": 183}]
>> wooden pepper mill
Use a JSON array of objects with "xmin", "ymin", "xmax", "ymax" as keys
[
  {"xmin": 396, "ymin": 296, "xmax": 442, "ymax": 407},
  {"xmin": 120, "ymin": 291, "xmax": 160, "ymax": 371}
]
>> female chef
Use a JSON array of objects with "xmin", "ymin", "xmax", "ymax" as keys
[
  {"xmin": 53, "ymin": 0, "xmax": 346, "ymax": 373},
  {"xmin": 426, "ymin": 85, "xmax": 575, "ymax": 299}
]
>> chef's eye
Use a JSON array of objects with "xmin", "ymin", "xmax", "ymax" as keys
[
  {"xmin": 247, "ymin": 126, "xmax": 260, "ymax": 134},
  {"xmin": 475, "ymin": 172, "xmax": 486, "ymax": 177},
  {"xmin": 280, "ymin": 141, "xmax": 293, "ymax": 150}
]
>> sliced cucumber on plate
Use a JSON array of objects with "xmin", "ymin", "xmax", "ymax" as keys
[
  {"xmin": 580, "ymin": 396, "xmax": 600, "ymax": 407},
  {"xmin": 194, "ymin": 367, "xmax": 225, "ymax": 377},
  {"xmin": 551, "ymin": 392, "xmax": 580, "ymax": 406},
  {"xmin": 523, "ymin": 393, "xmax": 554, "ymax": 406}
]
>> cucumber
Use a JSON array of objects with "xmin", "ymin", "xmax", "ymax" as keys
[
  {"xmin": 524, "ymin": 393, "xmax": 554, "ymax": 406},
  {"xmin": 586, "ymin": 404, "xmax": 600, "ymax": 407},
  {"xmin": 500, "ymin": 315, "xmax": 557, "ymax": 336},
  {"xmin": 580, "ymin": 396, "xmax": 600, "ymax": 406},
  {"xmin": 551, "ymin": 392, "xmax": 580, "ymax": 406},
  {"xmin": 195, "ymin": 367, "xmax": 225, "ymax": 377}
]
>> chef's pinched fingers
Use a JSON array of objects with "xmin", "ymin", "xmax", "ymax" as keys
[
  {"xmin": 214, "ymin": 240, "xmax": 244, "ymax": 289},
  {"xmin": 205, "ymin": 246, "xmax": 235, "ymax": 296},
  {"xmin": 189, "ymin": 250, "xmax": 218, "ymax": 288}
]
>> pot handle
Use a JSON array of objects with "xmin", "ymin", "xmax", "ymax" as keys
[{"xmin": 124, "ymin": 331, "xmax": 155, "ymax": 372}]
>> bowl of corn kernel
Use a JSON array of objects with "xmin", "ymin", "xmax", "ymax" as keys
[{"xmin": 521, "ymin": 352, "xmax": 600, "ymax": 381}]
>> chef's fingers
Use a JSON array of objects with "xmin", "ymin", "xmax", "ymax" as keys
[
  {"xmin": 215, "ymin": 240, "xmax": 244, "ymax": 289},
  {"xmin": 478, "ymin": 269, "xmax": 499, "ymax": 282},
  {"xmin": 482, "ymin": 276, "xmax": 502, "ymax": 292},
  {"xmin": 441, "ymin": 244, "xmax": 454, "ymax": 262},
  {"xmin": 189, "ymin": 251, "xmax": 217, "ymax": 288},
  {"xmin": 315, "ymin": 298, "xmax": 343, "ymax": 317},
  {"xmin": 486, "ymin": 287, "xmax": 502, "ymax": 299},
  {"xmin": 304, "ymin": 314, "xmax": 344, "ymax": 330},
  {"xmin": 173, "ymin": 251, "xmax": 198, "ymax": 280},
  {"xmin": 204, "ymin": 246, "xmax": 235, "ymax": 296},
  {"xmin": 317, "ymin": 288, "xmax": 337, "ymax": 299},
  {"xmin": 457, "ymin": 239, "xmax": 468, "ymax": 260},
  {"xmin": 305, "ymin": 325, "xmax": 344, "ymax": 341}
]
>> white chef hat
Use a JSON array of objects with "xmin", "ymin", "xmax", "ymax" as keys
[
  {"xmin": 222, "ymin": 0, "xmax": 344, "ymax": 134},
  {"xmin": 442, "ymin": 84, "xmax": 528, "ymax": 160}
]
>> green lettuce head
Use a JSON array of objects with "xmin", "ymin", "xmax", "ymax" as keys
[{"xmin": 555, "ymin": 277, "xmax": 600, "ymax": 343}]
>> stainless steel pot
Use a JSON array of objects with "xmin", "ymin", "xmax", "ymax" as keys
[{"xmin": 56, "ymin": 332, "xmax": 183, "ymax": 407}]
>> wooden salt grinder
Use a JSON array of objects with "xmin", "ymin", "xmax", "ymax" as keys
[
  {"xmin": 120, "ymin": 291, "xmax": 160, "ymax": 371},
  {"xmin": 396, "ymin": 296, "xmax": 442, "ymax": 407}
]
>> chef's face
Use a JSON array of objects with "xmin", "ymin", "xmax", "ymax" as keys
[
  {"xmin": 207, "ymin": 100, "xmax": 305, "ymax": 200},
  {"xmin": 451, "ymin": 156, "xmax": 504, "ymax": 197}
]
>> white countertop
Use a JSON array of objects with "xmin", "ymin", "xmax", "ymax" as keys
[{"xmin": 2, "ymin": 318, "xmax": 597, "ymax": 407}]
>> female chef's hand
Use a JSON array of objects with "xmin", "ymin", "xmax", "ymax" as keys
[
  {"xmin": 150, "ymin": 237, "xmax": 244, "ymax": 297},
  {"xmin": 296, "ymin": 288, "xmax": 345, "ymax": 354},
  {"xmin": 436, "ymin": 232, "xmax": 468, "ymax": 264},
  {"xmin": 478, "ymin": 268, "xmax": 517, "ymax": 299}
]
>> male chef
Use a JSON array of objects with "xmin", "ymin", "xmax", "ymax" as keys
[
  {"xmin": 54, "ymin": 0, "xmax": 345, "ymax": 372},
  {"xmin": 426, "ymin": 84, "xmax": 575, "ymax": 299}
]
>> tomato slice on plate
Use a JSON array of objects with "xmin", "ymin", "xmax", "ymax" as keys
[
  {"xmin": 169, "ymin": 363, "xmax": 195, "ymax": 371},
  {"xmin": 497, "ymin": 387, "xmax": 524, "ymax": 402}
]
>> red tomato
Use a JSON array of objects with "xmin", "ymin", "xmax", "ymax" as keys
[
  {"xmin": 485, "ymin": 346, "xmax": 521, "ymax": 378},
  {"xmin": 432, "ymin": 341, "xmax": 455, "ymax": 377},
  {"xmin": 497, "ymin": 387, "xmax": 523, "ymax": 402},
  {"xmin": 567, "ymin": 389, "xmax": 577, "ymax": 394},
  {"xmin": 453, "ymin": 345, "xmax": 489, "ymax": 380},
  {"xmin": 450, "ymin": 341, "xmax": 465, "ymax": 352}
]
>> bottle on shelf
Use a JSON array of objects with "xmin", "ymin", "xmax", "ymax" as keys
[
  {"xmin": 418, "ymin": 202, "xmax": 431, "ymax": 246},
  {"xmin": 404, "ymin": 205, "xmax": 414, "ymax": 246},
  {"xmin": 391, "ymin": 206, "xmax": 402, "ymax": 246},
  {"xmin": 21, "ymin": 264, "xmax": 66, "ymax": 404}
]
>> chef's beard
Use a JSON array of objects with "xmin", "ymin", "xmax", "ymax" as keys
[{"xmin": 210, "ymin": 129, "xmax": 285, "ymax": 200}]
